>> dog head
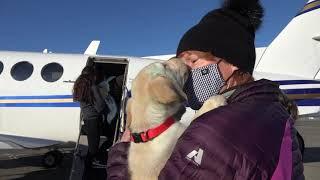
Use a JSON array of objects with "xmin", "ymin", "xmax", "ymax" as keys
[{"xmin": 127, "ymin": 58, "xmax": 189, "ymax": 131}]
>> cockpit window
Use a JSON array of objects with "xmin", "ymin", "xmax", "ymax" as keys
[
  {"xmin": 11, "ymin": 61, "xmax": 34, "ymax": 81},
  {"xmin": 0, "ymin": 61, "xmax": 3, "ymax": 75},
  {"xmin": 41, "ymin": 63, "xmax": 64, "ymax": 82}
]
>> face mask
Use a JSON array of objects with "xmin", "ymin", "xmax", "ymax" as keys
[{"xmin": 183, "ymin": 63, "xmax": 225, "ymax": 110}]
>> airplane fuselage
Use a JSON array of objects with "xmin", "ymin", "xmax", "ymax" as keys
[{"xmin": 0, "ymin": 0, "xmax": 320, "ymax": 147}]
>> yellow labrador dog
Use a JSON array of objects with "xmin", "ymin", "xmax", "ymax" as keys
[{"xmin": 127, "ymin": 58, "xmax": 226, "ymax": 180}]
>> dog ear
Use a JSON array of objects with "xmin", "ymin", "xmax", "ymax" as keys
[{"xmin": 148, "ymin": 76, "xmax": 182, "ymax": 104}]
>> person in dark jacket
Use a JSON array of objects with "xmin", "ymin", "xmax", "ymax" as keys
[
  {"xmin": 107, "ymin": 0, "xmax": 304, "ymax": 179},
  {"xmin": 73, "ymin": 65, "xmax": 108, "ymax": 167}
]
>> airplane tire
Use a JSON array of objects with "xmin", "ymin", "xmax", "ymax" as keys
[{"xmin": 42, "ymin": 150, "xmax": 63, "ymax": 168}]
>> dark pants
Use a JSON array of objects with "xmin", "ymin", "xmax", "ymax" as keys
[{"xmin": 84, "ymin": 116, "xmax": 102, "ymax": 158}]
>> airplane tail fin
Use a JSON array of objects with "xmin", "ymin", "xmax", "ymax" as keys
[
  {"xmin": 84, "ymin": 40, "xmax": 100, "ymax": 55},
  {"xmin": 255, "ymin": 0, "xmax": 320, "ymax": 79}
]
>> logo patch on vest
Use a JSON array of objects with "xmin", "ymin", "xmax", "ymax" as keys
[
  {"xmin": 201, "ymin": 68, "xmax": 209, "ymax": 75},
  {"xmin": 186, "ymin": 148, "xmax": 204, "ymax": 166}
]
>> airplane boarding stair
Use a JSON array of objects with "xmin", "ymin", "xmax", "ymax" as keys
[{"xmin": 69, "ymin": 115, "xmax": 113, "ymax": 180}]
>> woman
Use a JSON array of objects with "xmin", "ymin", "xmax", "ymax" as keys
[
  {"xmin": 107, "ymin": 0, "xmax": 304, "ymax": 179},
  {"xmin": 73, "ymin": 66, "xmax": 107, "ymax": 167}
]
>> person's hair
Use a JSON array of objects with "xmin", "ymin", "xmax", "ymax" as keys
[
  {"xmin": 225, "ymin": 70, "xmax": 254, "ymax": 89},
  {"xmin": 73, "ymin": 66, "xmax": 95, "ymax": 104},
  {"xmin": 226, "ymin": 69, "xmax": 298, "ymax": 122},
  {"xmin": 94, "ymin": 64, "xmax": 105, "ymax": 84},
  {"xmin": 278, "ymin": 91, "xmax": 299, "ymax": 122}
]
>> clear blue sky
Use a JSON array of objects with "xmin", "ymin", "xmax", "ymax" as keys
[{"xmin": 0, "ymin": 0, "xmax": 306, "ymax": 56}]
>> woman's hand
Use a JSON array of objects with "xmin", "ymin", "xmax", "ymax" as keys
[{"xmin": 120, "ymin": 128, "xmax": 131, "ymax": 142}]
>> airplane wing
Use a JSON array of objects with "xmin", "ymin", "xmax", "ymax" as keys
[{"xmin": 0, "ymin": 134, "xmax": 63, "ymax": 149}]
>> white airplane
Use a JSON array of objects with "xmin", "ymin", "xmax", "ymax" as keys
[{"xmin": 0, "ymin": 0, "xmax": 319, "ymax": 166}]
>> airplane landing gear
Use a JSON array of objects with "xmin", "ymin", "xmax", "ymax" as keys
[{"xmin": 42, "ymin": 150, "xmax": 64, "ymax": 168}]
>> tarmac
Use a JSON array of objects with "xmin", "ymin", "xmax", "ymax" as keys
[
  {"xmin": 296, "ymin": 116, "xmax": 320, "ymax": 180},
  {"xmin": 0, "ymin": 116, "xmax": 319, "ymax": 180},
  {"xmin": 0, "ymin": 147, "xmax": 74, "ymax": 180}
]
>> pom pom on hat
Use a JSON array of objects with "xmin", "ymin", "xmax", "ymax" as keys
[
  {"xmin": 177, "ymin": 0, "xmax": 264, "ymax": 74},
  {"xmin": 223, "ymin": 0, "xmax": 264, "ymax": 31}
]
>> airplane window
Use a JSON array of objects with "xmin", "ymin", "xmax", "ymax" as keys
[
  {"xmin": 0, "ymin": 61, "xmax": 3, "ymax": 75},
  {"xmin": 11, "ymin": 61, "xmax": 34, "ymax": 81},
  {"xmin": 41, "ymin": 63, "xmax": 64, "ymax": 82}
]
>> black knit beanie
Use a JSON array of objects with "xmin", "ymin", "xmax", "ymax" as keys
[{"xmin": 176, "ymin": 0, "xmax": 264, "ymax": 74}]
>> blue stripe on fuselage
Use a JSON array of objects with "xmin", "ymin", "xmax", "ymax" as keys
[
  {"xmin": 0, "ymin": 102, "xmax": 79, "ymax": 107},
  {"xmin": 295, "ymin": 99, "xmax": 320, "ymax": 106},
  {"xmin": 275, "ymin": 80, "xmax": 320, "ymax": 85},
  {"xmin": 0, "ymin": 95, "xmax": 73, "ymax": 100},
  {"xmin": 283, "ymin": 88, "xmax": 320, "ymax": 94},
  {"xmin": 1, "ymin": 78, "xmax": 320, "ymax": 107},
  {"xmin": 296, "ymin": 0, "xmax": 320, "ymax": 16}
]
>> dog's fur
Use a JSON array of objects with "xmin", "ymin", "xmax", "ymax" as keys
[
  {"xmin": 127, "ymin": 58, "xmax": 226, "ymax": 180},
  {"xmin": 193, "ymin": 95, "xmax": 227, "ymax": 119}
]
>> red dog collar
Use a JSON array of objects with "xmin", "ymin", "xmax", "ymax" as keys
[{"xmin": 130, "ymin": 117, "xmax": 175, "ymax": 143}]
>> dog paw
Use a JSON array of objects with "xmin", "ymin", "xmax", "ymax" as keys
[
  {"xmin": 203, "ymin": 95, "xmax": 227, "ymax": 109},
  {"xmin": 193, "ymin": 95, "xmax": 227, "ymax": 120}
]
